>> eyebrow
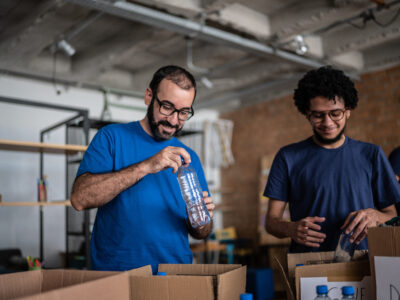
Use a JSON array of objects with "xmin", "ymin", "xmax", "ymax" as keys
[{"xmin": 158, "ymin": 99, "xmax": 192, "ymax": 111}]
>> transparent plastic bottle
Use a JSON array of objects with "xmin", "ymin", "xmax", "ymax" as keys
[
  {"xmin": 334, "ymin": 231, "xmax": 355, "ymax": 262},
  {"xmin": 314, "ymin": 285, "xmax": 331, "ymax": 300},
  {"xmin": 341, "ymin": 286, "xmax": 355, "ymax": 299},
  {"xmin": 240, "ymin": 293, "xmax": 253, "ymax": 300},
  {"xmin": 177, "ymin": 164, "xmax": 211, "ymax": 228}
]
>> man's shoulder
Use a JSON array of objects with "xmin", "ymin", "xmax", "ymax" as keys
[
  {"xmin": 346, "ymin": 137, "xmax": 380, "ymax": 152},
  {"xmin": 279, "ymin": 137, "xmax": 313, "ymax": 154}
]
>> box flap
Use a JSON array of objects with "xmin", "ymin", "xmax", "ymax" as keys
[
  {"xmin": 158, "ymin": 264, "xmax": 242, "ymax": 275},
  {"xmin": 217, "ymin": 265, "xmax": 246, "ymax": 300},
  {"xmin": 41, "ymin": 269, "xmax": 119, "ymax": 291},
  {"xmin": 129, "ymin": 275, "xmax": 213, "ymax": 300},
  {"xmin": 16, "ymin": 272, "xmax": 130, "ymax": 300},
  {"xmin": 273, "ymin": 255, "xmax": 295, "ymax": 300},
  {"xmin": 295, "ymin": 260, "xmax": 370, "ymax": 300},
  {"xmin": 0, "ymin": 270, "xmax": 42, "ymax": 300},
  {"xmin": 126, "ymin": 265, "xmax": 152, "ymax": 276},
  {"xmin": 368, "ymin": 226, "xmax": 400, "ymax": 300}
]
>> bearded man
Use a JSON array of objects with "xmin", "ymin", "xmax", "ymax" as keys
[
  {"xmin": 264, "ymin": 66, "xmax": 399, "ymax": 253},
  {"xmin": 71, "ymin": 66, "xmax": 214, "ymax": 273}
]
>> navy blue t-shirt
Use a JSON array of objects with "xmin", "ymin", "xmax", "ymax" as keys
[
  {"xmin": 76, "ymin": 121, "xmax": 209, "ymax": 273},
  {"xmin": 264, "ymin": 136, "xmax": 400, "ymax": 253}
]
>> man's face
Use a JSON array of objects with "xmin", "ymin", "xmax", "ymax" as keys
[
  {"xmin": 146, "ymin": 79, "xmax": 195, "ymax": 141},
  {"xmin": 307, "ymin": 96, "xmax": 350, "ymax": 146}
]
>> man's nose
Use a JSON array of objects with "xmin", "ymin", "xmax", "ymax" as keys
[
  {"xmin": 167, "ymin": 111, "xmax": 180, "ymax": 125},
  {"xmin": 321, "ymin": 113, "xmax": 334, "ymax": 125}
]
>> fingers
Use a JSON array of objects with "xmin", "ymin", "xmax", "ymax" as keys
[
  {"xmin": 203, "ymin": 191, "xmax": 215, "ymax": 218},
  {"xmin": 146, "ymin": 146, "xmax": 191, "ymax": 174},
  {"xmin": 341, "ymin": 211, "xmax": 356, "ymax": 231},
  {"xmin": 292, "ymin": 217, "xmax": 326, "ymax": 248}
]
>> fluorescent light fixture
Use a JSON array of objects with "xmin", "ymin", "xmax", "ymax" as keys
[
  {"xmin": 57, "ymin": 39, "xmax": 76, "ymax": 57},
  {"xmin": 294, "ymin": 35, "xmax": 308, "ymax": 55}
]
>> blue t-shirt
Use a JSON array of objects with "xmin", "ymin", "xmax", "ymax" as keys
[
  {"xmin": 264, "ymin": 136, "xmax": 400, "ymax": 253},
  {"xmin": 76, "ymin": 121, "xmax": 209, "ymax": 273}
]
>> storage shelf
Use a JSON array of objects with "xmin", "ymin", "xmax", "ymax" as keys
[
  {"xmin": 0, "ymin": 200, "xmax": 71, "ymax": 206},
  {"xmin": 0, "ymin": 139, "xmax": 87, "ymax": 154}
]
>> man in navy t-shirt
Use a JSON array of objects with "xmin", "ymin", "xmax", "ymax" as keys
[
  {"xmin": 71, "ymin": 66, "xmax": 215, "ymax": 272},
  {"xmin": 389, "ymin": 146, "xmax": 400, "ymax": 214},
  {"xmin": 264, "ymin": 66, "xmax": 399, "ymax": 253}
]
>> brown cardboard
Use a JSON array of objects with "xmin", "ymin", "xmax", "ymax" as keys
[
  {"xmin": 368, "ymin": 226, "xmax": 400, "ymax": 300},
  {"xmin": 275, "ymin": 251, "xmax": 370, "ymax": 300},
  {"xmin": 128, "ymin": 264, "xmax": 246, "ymax": 300},
  {"xmin": 0, "ymin": 269, "xmax": 130, "ymax": 300}
]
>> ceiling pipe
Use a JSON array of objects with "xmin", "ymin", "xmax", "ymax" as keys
[{"xmin": 67, "ymin": 0, "xmax": 325, "ymax": 69}]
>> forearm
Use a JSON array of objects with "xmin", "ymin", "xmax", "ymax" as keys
[
  {"xmin": 265, "ymin": 217, "xmax": 293, "ymax": 239},
  {"xmin": 375, "ymin": 206, "xmax": 397, "ymax": 225},
  {"xmin": 70, "ymin": 162, "xmax": 148, "ymax": 210},
  {"xmin": 188, "ymin": 220, "xmax": 213, "ymax": 240}
]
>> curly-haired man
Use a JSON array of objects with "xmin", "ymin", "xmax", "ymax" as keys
[{"xmin": 264, "ymin": 66, "xmax": 400, "ymax": 253}]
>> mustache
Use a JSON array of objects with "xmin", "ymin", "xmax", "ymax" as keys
[{"xmin": 157, "ymin": 120, "xmax": 179, "ymax": 129}]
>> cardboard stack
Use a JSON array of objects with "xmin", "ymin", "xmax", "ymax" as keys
[{"xmin": 0, "ymin": 264, "xmax": 247, "ymax": 300}]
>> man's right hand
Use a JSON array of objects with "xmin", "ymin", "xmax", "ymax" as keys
[
  {"xmin": 288, "ymin": 216, "xmax": 326, "ymax": 248},
  {"xmin": 142, "ymin": 146, "xmax": 191, "ymax": 174}
]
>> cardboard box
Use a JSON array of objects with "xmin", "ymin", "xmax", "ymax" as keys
[
  {"xmin": 127, "ymin": 264, "xmax": 246, "ymax": 300},
  {"xmin": 368, "ymin": 226, "xmax": 400, "ymax": 300},
  {"xmin": 0, "ymin": 269, "xmax": 130, "ymax": 300},
  {"xmin": 275, "ymin": 251, "xmax": 370, "ymax": 300}
]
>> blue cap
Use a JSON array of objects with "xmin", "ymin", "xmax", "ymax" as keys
[
  {"xmin": 316, "ymin": 285, "xmax": 328, "ymax": 294},
  {"xmin": 240, "ymin": 293, "xmax": 253, "ymax": 300},
  {"xmin": 157, "ymin": 271, "xmax": 166, "ymax": 276},
  {"xmin": 342, "ymin": 286, "xmax": 354, "ymax": 295},
  {"xmin": 296, "ymin": 263, "xmax": 304, "ymax": 267}
]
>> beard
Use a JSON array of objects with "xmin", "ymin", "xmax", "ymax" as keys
[
  {"xmin": 147, "ymin": 100, "xmax": 183, "ymax": 141},
  {"xmin": 313, "ymin": 124, "xmax": 346, "ymax": 145}
]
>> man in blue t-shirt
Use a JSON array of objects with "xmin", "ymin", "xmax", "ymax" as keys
[
  {"xmin": 71, "ymin": 65, "xmax": 215, "ymax": 272},
  {"xmin": 264, "ymin": 66, "xmax": 399, "ymax": 253}
]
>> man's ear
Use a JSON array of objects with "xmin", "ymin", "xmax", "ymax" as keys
[
  {"xmin": 144, "ymin": 88, "xmax": 153, "ymax": 106},
  {"xmin": 346, "ymin": 110, "xmax": 351, "ymax": 119}
]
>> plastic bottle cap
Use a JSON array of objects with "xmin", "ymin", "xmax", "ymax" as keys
[
  {"xmin": 240, "ymin": 293, "xmax": 253, "ymax": 300},
  {"xmin": 316, "ymin": 285, "xmax": 328, "ymax": 294},
  {"xmin": 342, "ymin": 286, "xmax": 354, "ymax": 295},
  {"xmin": 296, "ymin": 263, "xmax": 304, "ymax": 267},
  {"xmin": 156, "ymin": 271, "xmax": 166, "ymax": 276}
]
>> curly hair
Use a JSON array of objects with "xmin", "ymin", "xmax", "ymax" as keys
[{"xmin": 294, "ymin": 66, "xmax": 358, "ymax": 115}]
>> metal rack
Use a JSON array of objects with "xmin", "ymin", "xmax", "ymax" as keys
[{"xmin": 0, "ymin": 95, "xmax": 89, "ymax": 266}]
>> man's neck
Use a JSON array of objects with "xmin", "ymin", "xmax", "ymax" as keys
[
  {"xmin": 312, "ymin": 134, "xmax": 346, "ymax": 149},
  {"xmin": 140, "ymin": 118, "xmax": 153, "ymax": 137}
]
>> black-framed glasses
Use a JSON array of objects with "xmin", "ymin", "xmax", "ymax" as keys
[
  {"xmin": 308, "ymin": 109, "xmax": 346, "ymax": 123},
  {"xmin": 154, "ymin": 94, "xmax": 194, "ymax": 121}
]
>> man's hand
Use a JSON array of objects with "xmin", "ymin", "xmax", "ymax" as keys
[
  {"xmin": 288, "ymin": 216, "xmax": 326, "ymax": 248},
  {"xmin": 203, "ymin": 191, "xmax": 215, "ymax": 218},
  {"xmin": 341, "ymin": 208, "xmax": 382, "ymax": 244},
  {"xmin": 142, "ymin": 146, "xmax": 191, "ymax": 174}
]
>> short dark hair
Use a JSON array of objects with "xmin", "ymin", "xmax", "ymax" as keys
[
  {"xmin": 149, "ymin": 65, "xmax": 197, "ymax": 101},
  {"xmin": 294, "ymin": 66, "xmax": 358, "ymax": 115}
]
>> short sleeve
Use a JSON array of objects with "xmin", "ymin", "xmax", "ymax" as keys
[
  {"xmin": 76, "ymin": 127, "xmax": 115, "ymax": 178},
  {"xmin": 372, "ymin": 146, "xmax": 400, "ymax": 209},
  {"xmin": 263, "ymin": 149, "xmax": 289, "ymax": 202}
]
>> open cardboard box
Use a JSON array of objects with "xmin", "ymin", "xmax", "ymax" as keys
[
  {"xmin": 368, "ymin": 226, "xmax": 400, "ymax": 300},
  {"xmin": 0, "ymin": 269, "xmax": 130, "ymax": 300},
  {"xmin": 274, "ymin": 251, "xmax": 370, "ymax": 300},
  {"xmin": 127, "ymin": 264, "xmax": 246, "ymax": 300}
]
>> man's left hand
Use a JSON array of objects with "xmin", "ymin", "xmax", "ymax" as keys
[
  {"xmin": 341, "ymin": 208, "xmax": 382, "ymax": 244},
  {"xmin": 203, "ymin": 191, "xmax": 215, "ymax": 218}
]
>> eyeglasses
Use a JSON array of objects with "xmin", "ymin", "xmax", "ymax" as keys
[
  {"xmin": 308, "ymin": 109, "xmax": 346, "ymax": 123},
  {"xmin": 154, "ymin": 94, "xmax": 194, "ymax": 121}
]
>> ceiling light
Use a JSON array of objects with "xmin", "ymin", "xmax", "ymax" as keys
[
  {"xmin": 294, "ymin": 35, "xmax": 308, "ymax": 55},
  {"xmin": 57, "ymin": 39, "xmax": 76, "ymax": 57}
]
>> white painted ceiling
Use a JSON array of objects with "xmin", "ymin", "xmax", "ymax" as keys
[{"xmin": 1, "ymin": 0, "xmax": 399, "ymax": 111}]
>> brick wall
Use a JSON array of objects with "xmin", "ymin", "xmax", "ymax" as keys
[{"xmin": 220, "ymin": 65, "xmax": 400, "ymax": 244}]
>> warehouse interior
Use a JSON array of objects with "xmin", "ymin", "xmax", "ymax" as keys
[{"xmin": 0, "ymin": 0, "xmax": 400, "ymax": 299}]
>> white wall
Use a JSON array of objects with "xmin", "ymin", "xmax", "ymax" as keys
[{"xmin": 0, "ymin": 74, "xmax": 219, "ymax": 268}]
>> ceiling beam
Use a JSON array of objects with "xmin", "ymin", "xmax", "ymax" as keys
[{"xmin": 66, "ymin": 0, "xmax": 325, "ymax": 69}]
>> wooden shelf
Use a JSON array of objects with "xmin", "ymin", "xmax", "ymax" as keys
[
  {"xmin": 0, "ymin": 200, "xmax": 71, "ymax": 206},
  {"xmin": 0, "ymin": 139, "xmax": 87, "ymax": 154}
]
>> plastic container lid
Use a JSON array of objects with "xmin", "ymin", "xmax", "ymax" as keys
[
  {"xmin": 316, "ymin": 285, "xmax": 328, "ymax": 294},
  {"xmin": 240, "ymin": 293, "xmax": 253, "ymax": 300},
  {"xmin": 156, "ymin": 271, "xmax": 166, "ymax": 276},
  {"xmin": 342, "ymin": 286, "xmax": 354, "ymax": 295}
]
